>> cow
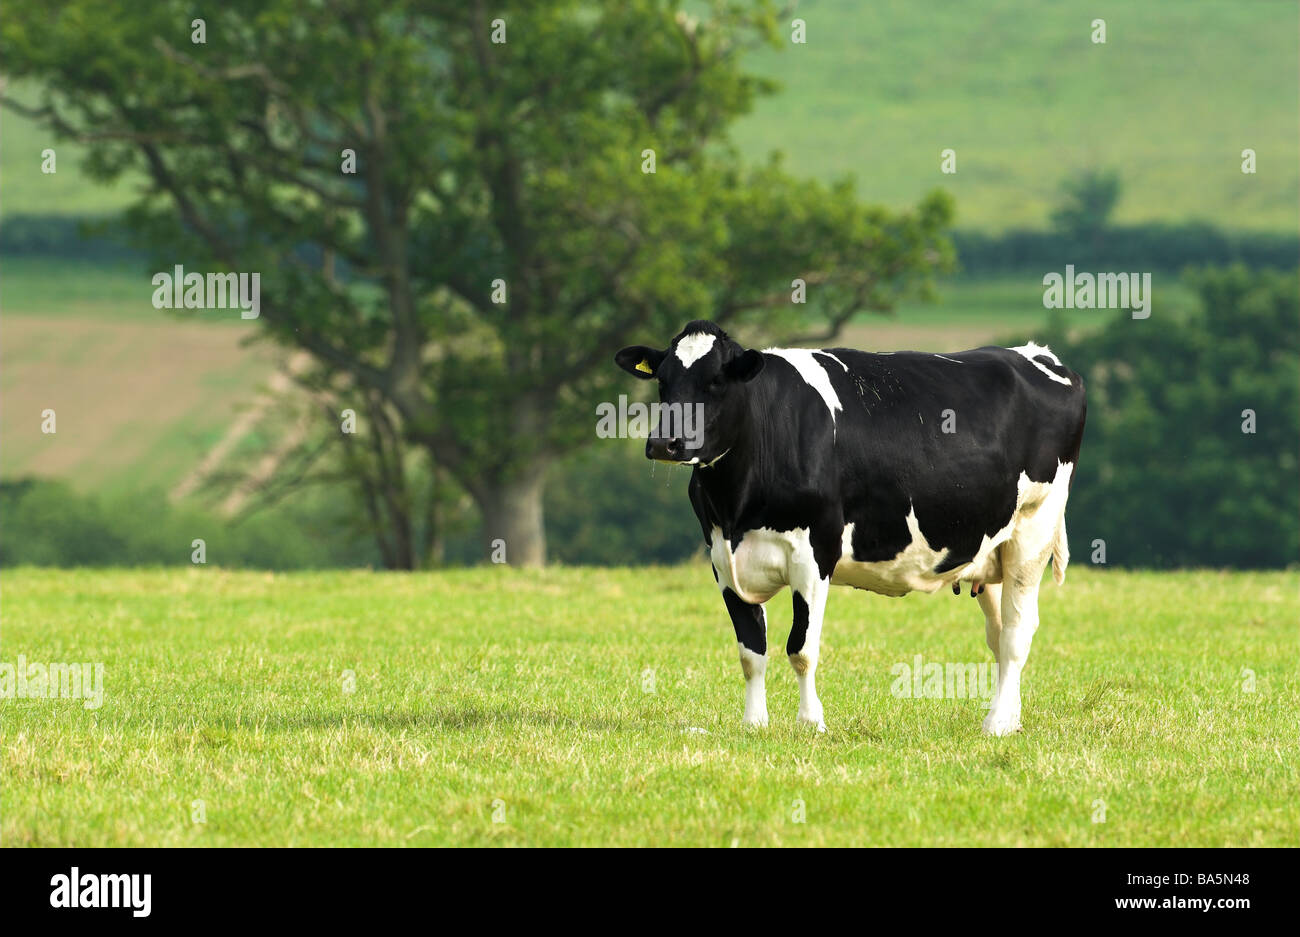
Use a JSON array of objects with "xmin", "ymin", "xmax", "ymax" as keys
[{"xmin": 615, "ymin": 320, "xmax": 1086, "ymax": 735}]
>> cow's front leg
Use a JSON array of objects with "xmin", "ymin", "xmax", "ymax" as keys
[
  {"xmin": 722, "ymin": 587, "xmax": 768, "ymax": 727},
  {"xmin": 787, "ymin": 574, "xmax": 829, "ymax": 732}
]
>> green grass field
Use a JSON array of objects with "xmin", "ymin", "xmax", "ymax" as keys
[{"xmin": 4, "ymin": 565, "xmax": 1296, "ymax": 846}]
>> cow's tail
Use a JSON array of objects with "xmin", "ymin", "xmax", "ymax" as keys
[{"xmin": 1051, "ymin": 518, "xmax": 1069, "ymax": 586}]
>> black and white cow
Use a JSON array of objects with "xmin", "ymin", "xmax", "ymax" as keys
[{"xmin": 616, "ymin": 320, "xmax": 1086, "ymax": 735}]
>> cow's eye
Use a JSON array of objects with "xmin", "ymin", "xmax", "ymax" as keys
[{"xmin": 709, "ymin": 375, "xmax": 726, "ymax": 392}]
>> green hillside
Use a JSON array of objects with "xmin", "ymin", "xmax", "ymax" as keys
[{"xmin": 731, "ymin": 0, "xmax": 1299, "ymax": 231}]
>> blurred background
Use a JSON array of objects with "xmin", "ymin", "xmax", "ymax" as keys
[{"xmin": 2, "ymin": 0, "xmax": 1296, "ymax": 570}]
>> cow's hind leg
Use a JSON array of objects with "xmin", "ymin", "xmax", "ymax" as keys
[
  {"xmin": 983, "ymin": 539, "xmax": 1051, "ymax": 736},
  {"xmin": 722, "ymin": 587, "xmax": 768, "ymax": 727},
  {"xmin": 787, "ymin": 574, "xmax": 830, "ymax": 732}
]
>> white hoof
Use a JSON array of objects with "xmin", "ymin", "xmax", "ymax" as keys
[
  {"xmin": 982, "ymin": 710, "xmax": 1022, "ymax": 736},
  {"xmin": 797, "ymin": 710, "xmax": 826, "ymax": 733},
  {"xmin": 742, "ymin": 712, "xmax": 769, "ymax": 728}
]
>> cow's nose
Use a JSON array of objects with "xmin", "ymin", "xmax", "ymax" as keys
[{"xmin": 646, "ymin": 437, "xmax": 685, "ymax": 461}]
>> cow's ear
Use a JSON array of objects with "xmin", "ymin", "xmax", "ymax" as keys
[
  {"xmin": 726, "ymin": 349, "xmax": 765, "ymax": 383},
  {"xmin": 615, "ymin": 345, "xmax": 664, "ymax": 379}
]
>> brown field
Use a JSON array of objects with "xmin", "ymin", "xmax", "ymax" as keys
[{"xmin": 1, "ymin": 314, "xmax": 278, "ymax": 493}]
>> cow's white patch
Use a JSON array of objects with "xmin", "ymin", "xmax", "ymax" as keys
[
  {"xmin": 815, "ymin": 351, "xmax": 849, "ymax": 371},
  {"xmin": 1010, "ymin": 342, "xmax": 1071, "ymax": 385},
  {"xmin": 711, "ymin": 525, "xmax": 794, "ymax": 605},
  {"xmin": 1003, "ymin": 460, "xmax": 1074, "ymax": 571},
  {"xmin": 1016, "ymin": 341, "xmax": 1061, "ymax": 365},
  {"xmin": 763, "ymin": 348, "xmax": 843, "ymax": 424},
  {"xmin": 674, "ymin": 332, "xmax": 717, "ymax": 368},
  {"xmin": 832, "ymin": 510, "xmax": 949, "ymax": 596}
]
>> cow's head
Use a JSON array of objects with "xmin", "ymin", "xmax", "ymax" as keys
[{"xmin": 615, "ymin": 320, "xmax": 765, "ymax": 465}]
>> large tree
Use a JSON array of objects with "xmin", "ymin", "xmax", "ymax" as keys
[{"xmin": 3, "ymin": 0, "xmax": 952, "ymax": 565}]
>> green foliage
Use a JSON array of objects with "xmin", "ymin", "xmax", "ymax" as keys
[
  {"xmin": 0, "ymin": 214, "xmax": 139, "ymax": 260},
  {"xmin": 544, "ymin": 440, "xmax": 699, "ymax": 566},
  {"xmin": 953, "ymin": 167, "xmax": 1298, "ymax": 275},
  {"xmin": 1025, "ymin": 266, "xmax": 1299, "ymax": 568},
  {"xmin": 1049, "ymin": 168, "xmax": 1121, "ymax": 242},
  {"xmin": 0, "ymin": 479, "xmax": 380, "ymax": 568}
]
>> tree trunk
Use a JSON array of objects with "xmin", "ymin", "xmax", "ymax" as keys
[
  {"xmin": 477, "ymin": 466, "xmax": 548, "ymax": 567},
  {"xmin": 422, "ymin": 463, "xmax": 448, "ymax": 568}
]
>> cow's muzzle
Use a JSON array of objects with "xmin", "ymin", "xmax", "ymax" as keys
[{"xmin": 646, "ymin": 436, "xmax": 687, "ymax": 462}]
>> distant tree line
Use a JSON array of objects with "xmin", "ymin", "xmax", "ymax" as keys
[
  {"xmin": 951, "ymin": 224, "xmax": 1298, "ymax": 276},
  {"xmin": 7, "ymin": 211, "xmax": 1296, "ymax": 275}
]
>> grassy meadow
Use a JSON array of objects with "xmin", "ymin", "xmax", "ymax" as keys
[{"xmin": 3, "ymin": 564, "xmax": 1296, "ymax": 846}]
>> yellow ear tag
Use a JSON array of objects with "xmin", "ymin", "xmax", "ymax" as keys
[{"xmin": 635, "ymin": 359, "xmax": 653, "ymax": 374}]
